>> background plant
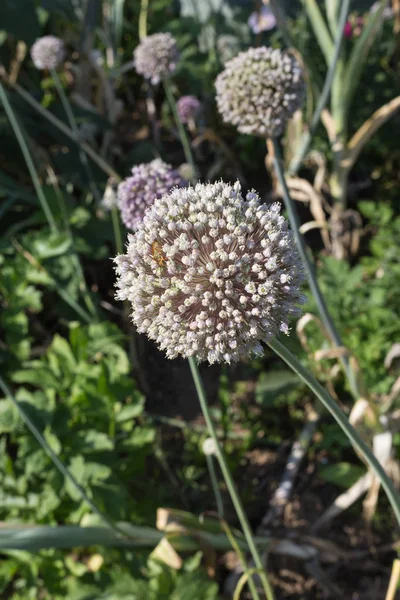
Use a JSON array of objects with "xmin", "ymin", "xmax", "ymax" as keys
[{"xmin": 0, "ymin": 0, "xmax": 399, "ymax": 598}]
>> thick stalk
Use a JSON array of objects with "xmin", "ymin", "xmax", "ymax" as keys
[
  {"xmin": 188, "ymin": 357, "xmax": 275, "ymax": 600},
  {"xmin": 138, "ymin": 0, "xmax": 149, "ymax": 40},
  {"xmin": 272, "ymin": 137, "xmax": 360, "ymax": 399},
  {"xmin": 288, "ymin": 0, "xmax": 350, "ymax": 175},
  {"xmin": 0, "ymin": 83, "xmax": 57, "ymax": 232},
  {"xmin": 162, "ymin": 78, "xmax": 198, "ymax": 183},
  {"xmin": 268, "ymin": 338, "xmax": 400, "ymax": 527}
]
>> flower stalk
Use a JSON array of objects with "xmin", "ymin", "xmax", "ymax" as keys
[
  {"xmin": 271, "ymin": 137, "xmax": 361, "ymax": 399},
  {"xmin": 268, "ymin": 338, "xmax": 400, "ymax": 527},
  {"xmin": 189, "ymin": 357, "xmax": 275, "ymax": 600},
  {"xmin": 163, "ymin": 77, "xmax": 198, "ymax": 182}
]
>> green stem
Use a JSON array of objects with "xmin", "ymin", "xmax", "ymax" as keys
[
  {"xmin": 111, "ymin": 205, "xmax": 124, "ymax": 254},
  {"xmin": 268, "ymin": 338, "xmax": 400, "ymax": 527},
  {"xmin": 188, "ymin": 357, "xmax": 274, "ymax": 600},
  {"xmin": 288, "ymin": 0, "xmax": 350, "ymax": 175},
  {"xmin": 50, "ymin": 69, "xmax": 100, "ymax": 203},
  {"xmin": 269, "ymin": 0, "xmax": 297, "ymax": 49},
  {"xmin": 139, "ymin": 0, "xmax": 149, "ymax": 40},
  {"xmin": 272, "ymin": 137, "xmax": 360, "ymax": 399},
  {"xmin": 0, "ymin": 83, "xmax": 57, "ymax": 232},
  {"xmin": 5, "ymin": 77, "xmax": 120, "ymax": 181},
  {"xmin": 46, "ymin": 167, "xmax": 98, "ymax": 321},
  {"xmin": 206, "ymin": 454, "xmax": 224, "ymax": 518},
  {"xmin": 0, "ymin": 377, "xmax": 125, "ymax": 536},
  {"xmin": 162, "ymin": 78, "xmax": 198, "ymax": 183},
  {"xmin": 57, "ymin": 287, "xmax": 93, "ymax": 323},
  {"xmin": 110, "ymin": 206, "xmax": 146, "ymax": 388}
]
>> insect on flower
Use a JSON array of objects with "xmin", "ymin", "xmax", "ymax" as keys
[{"xmin": 151, "ymin": 240, "xmax": 167, "ymax": 267}]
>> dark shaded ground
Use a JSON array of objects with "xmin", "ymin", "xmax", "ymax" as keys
[{"xmin": 143, "ymin": 353, "xmax": 397, "ymax": 599}]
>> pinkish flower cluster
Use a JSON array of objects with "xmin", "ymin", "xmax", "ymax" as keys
[
  {"xmin": 31, "ymin": 35, "xmax": 65, "ymax": 70},
  {"xmin": 215, "ymin": 46, "xmax": 305, "ymax": 138},
  {"xmin": 133, "ymin": 33, "xmax": 179, "ymax": 85},
  {"xmin": 177, "ymin": 95, "xmax": 201, "ymax": 124},
  {"xmin": 114, "ymin": 181, "xmax": 305, "ymax": 364},
  {"xmin": 117, "ymin": 159, "xmax": 187, "ymax": 230}
]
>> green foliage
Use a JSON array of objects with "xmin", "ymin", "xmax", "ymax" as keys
[
  {"xmin": 316, "ymin": 203, "xmax": 400, "ymax": 395},
  {"xmin": 319, "ymin": 461, "xmax": 365, "ymax": 488},
  {"xmin": 0, "ymin": 0, "xmax": 399, "ymax": 597}
]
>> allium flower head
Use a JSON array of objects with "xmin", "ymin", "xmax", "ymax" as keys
[
  {"xmin": 133, "ymin": 33, "xmax": 179, "ymax": 85},
  {"xmin": 31, "ymin": 35, "xmax": 65, "ymax": 70},
  {"xmin": 215, "ymin": 47, "xmax": 305, "ymax": 138},
  {"xmin": 202, "ymin": 438, "xmax": 217, "ymax": 456},
  {"xmin": 117, "ymin": 159, "xmax": 187, "ymax": 230},
  {"xmin": 114, "ymin": 181, "xmax": 305, "ymax": 364},
  {"xmin": 177, "ymin": 95, "xmax": 201, "ymax": 124}
]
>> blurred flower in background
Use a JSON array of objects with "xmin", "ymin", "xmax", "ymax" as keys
[
  {"xmin": 215, "ymin": 46, "xmax": 305, "ymax": 138},
  {"xmin": 117, "ymin": 159, "xmax": 187, "ymax": 230},
  {"xmin": 177, "ymin": 95, "xmax": 201, "ymax": 124},
  {"xmin": 133, "ymin": 33, "xmax": 179, "ymax": 85},
  {"xmin": 248, "ymin": 4, "xmax": 276, "ymax": 34},
  {"xmin": 31, "ymin": 35, "xmax": 65, "ymax": 70}
]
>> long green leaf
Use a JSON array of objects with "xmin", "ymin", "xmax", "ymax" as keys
[
  {"xmin": 289, "ymin": 0, "xmax": 351, "ymax": 174},
  {"xmin": 302, "ymin": 0, "xmax": 334, "ymax": 64},
  {"xmin": 7, "ymin": 79, "xmax": 120, "ymax": 180},
  {"xmin": 112, "ymin": 0, "xmax": 126, "ymax": 48},
  {"xmin": 0, "ymin": 523, "xmax": 268, "ymax": 552},
  {"xmin": 343, "ymin": 0, "xmax": 386, "ymax": 115},
  {"xmin": 0, "ymin": 83, "xmax": 58, "ymax": 232},
  {"xmin": 325, "ymin": 0, "xmax": 340, "ymax": 35},
  {"xmin": 268, "ymin": 338, "xmax": 400, "ymax": 527}
]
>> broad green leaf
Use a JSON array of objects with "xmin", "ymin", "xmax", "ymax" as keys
[
  {"xmin": 116, "ymin": 402, "xmax": 145, "ymax": 423},
  {"xmin": 12, "ymin": 366, "xmax": 60, "ymax": 390},
  {"xmin": 32, "ymin": 232, "xmax": 72, "ymax": 260},
  {"xmin": 0, "ymin": 398, "xmax": 20, "ymax": 433},
  {"xmin": 319, "ymin": 462, "xmax": 366, "ymax": 488},
  {"xmin": 50, "ymin": 334, "xmax": 77, "ymax": 373}
]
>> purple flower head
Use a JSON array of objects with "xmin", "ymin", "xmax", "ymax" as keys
[
  {"xmin": 177, "ymin": 95, "xmax": 201, "ymax": 124},
  {"xmin": 133, "ymin": 33, "xmax": 179, "ymax": 85},
  {"xmin": 117, "ymin": 159, "xmax": 187, "ymax": 230},
  {"xmin": 31, "ymin": 35, "xmax": 65, "ymax": 70},
  {"xmin": 215, "ymin": 46, "xmax": 305, "ymax": 138},
  {"xmin": 114, "ymin": 181, "xmax": 305, "ymax": 363},
  {"xmin": 248, "ymin": 5, "xmax": 277, "ymax": 34}
]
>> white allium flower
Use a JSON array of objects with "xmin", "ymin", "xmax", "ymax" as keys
[
  {"xmin": 202, "ymin": 437, "xmax": 217, "ymax": 456},
  {"xmin": 215, "ymin": 46, "xmax": 305, "ymax": 138},
  {"xmin": 31, "ymin": 35, "xmax": 65, "ymax": 70},
  {"xmin": 133, "ymin": 33, "xmax": 179, "ymax": 85},
  {"xmin": 114, "ymin": 181, "xmax": 305, "ymax": 364}
]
